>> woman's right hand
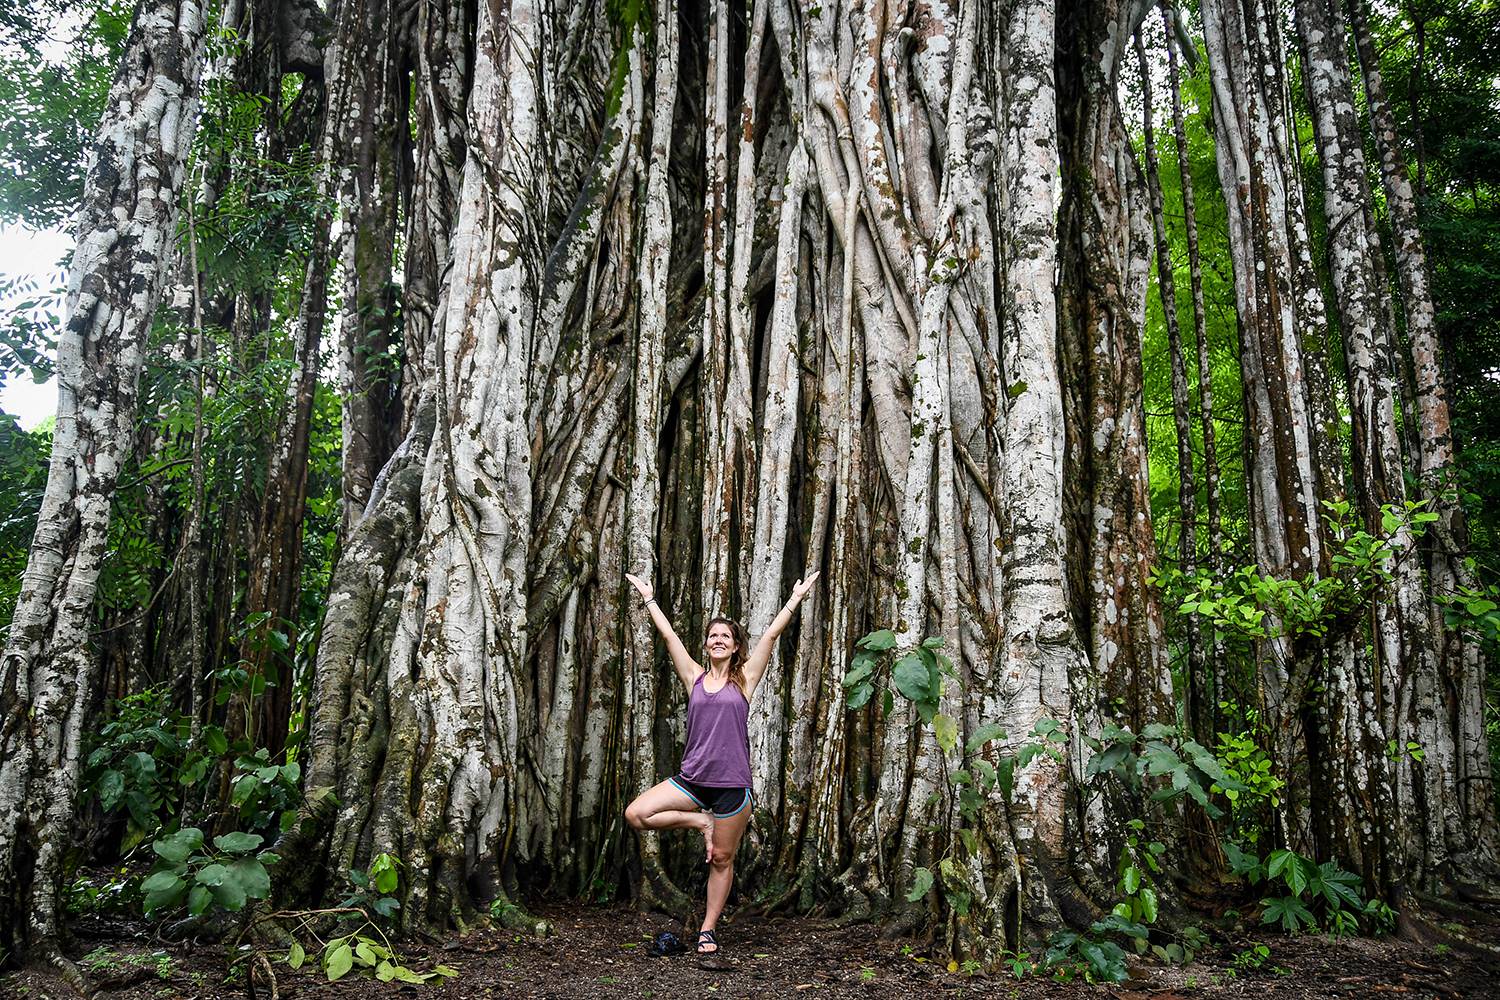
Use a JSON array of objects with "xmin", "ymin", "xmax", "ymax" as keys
[{"xmin": 625, "ymin": 572, "xmax": 654, "ymax": 603}]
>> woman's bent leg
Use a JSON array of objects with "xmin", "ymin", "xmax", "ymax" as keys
[
  {"xmin": 700, "ymin": 795, "xmax": 752, "ymax": 950},
  {"xmin": 624, "ymin": 780, "xmax": 714, "ymax": 860}
]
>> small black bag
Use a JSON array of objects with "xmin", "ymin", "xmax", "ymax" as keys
[{"xmin": 647, "ymin": 930, "xmax": 688, "ymax": 957}]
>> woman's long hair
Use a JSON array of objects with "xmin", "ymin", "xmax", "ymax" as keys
[{"xmin": 704, "ymin": 616, "xmax": 749, "ymax": 697}]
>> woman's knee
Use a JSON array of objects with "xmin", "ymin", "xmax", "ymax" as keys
[
  {"xmin": 625, "ymin": 800, "xmax": 648, "ymax": 830},
  {"xmin": 709, "ymin": 845, "xmax": 734, "ymax": 869}
]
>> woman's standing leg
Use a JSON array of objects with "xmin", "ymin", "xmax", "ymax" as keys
[
  {"xmin": 699, "ymin": 794, "xmax": 752, "ymax": 952},
  {"xmin": 625, "ymin": 780, "xmax": 714, "ymax": 861}
]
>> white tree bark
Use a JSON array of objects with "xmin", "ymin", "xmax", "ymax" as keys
[{"xmin": 0, "ymin": 0, "xmax": 211, "ymax": 964}]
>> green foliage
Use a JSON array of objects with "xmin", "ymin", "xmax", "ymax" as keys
[
  {"xmin": 1169, "ymin": 501, "xmax": 1436, "ymax": 645},
  {"xmin": 0, "ymin": 0, "xmax": 131, "ymax": 226},
  {"xmin": 1209, "ymin": 730, "xmax": 1285, "ymax": 843},
  {"xmin": 142, "ymin": 827, "xmax": 278, "ymax": 917},
  {"xmin": 68, "ymin": 867, "xmax": 140, "ymax": 916},
  {"xmin": 82, "ymin": 686, "xmax": 226, "ymax": 850},
  {"xmin": 0, "ymin": 411, "xmax": 49, "ymax": 629},
  {"xmin": 1084, "ymin": 720, "xmax": 1244, "ymax": 818},
  {"xmin": 1436, "ymin": 568, "xmax": 1500, "ymax": 658},
  {"xmin": 265, "ymin": 855, "xmax": 455, "ymax": 985},
  {"xmin": 227, "ymin": 747, "xmax": 303, "ymax": 836},
  {"xmin": 843, "ymin": 629, "xmax": 954, "ymax": 725},
  {"xmin": 1225, "ymin": 845, "xmax": 1382, "ymax": 936},
  {"xmin": 315, "ymin": 932, "xmax": 456, "ymax": 985},
  {"xmin": 338, "ymin": 853, "xmax": 402, "ymax": 922}
]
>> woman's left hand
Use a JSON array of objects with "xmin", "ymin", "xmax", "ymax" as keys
[{"xmin": 790, "ymin": 570, "xmax": 821, "ymax": 603}]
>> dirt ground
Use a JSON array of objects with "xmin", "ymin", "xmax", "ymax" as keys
[{"xmin": 4, "ymin": 898, "xmax": 1497, "ymax": 1000}]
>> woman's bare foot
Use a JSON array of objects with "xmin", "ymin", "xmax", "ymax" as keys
[{"xmin": 699, "ymin": 812, "xmax": 715, "ymax": 863}]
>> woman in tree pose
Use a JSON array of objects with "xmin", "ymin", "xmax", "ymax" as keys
[{"xmin": 623, "ymin": 570, "xmax": 819, "ymax": 958}]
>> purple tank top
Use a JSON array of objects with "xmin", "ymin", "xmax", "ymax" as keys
[{"xmin": 679, "ymin": 670, "xmax": 752, "ymax": 788}]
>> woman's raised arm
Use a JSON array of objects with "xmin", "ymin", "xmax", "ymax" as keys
[
  {"xmin": 742, "ymin": 570, "xmax": 820, "ymax": 699},
  {"xmin": 625, "ymin": 572, "xmax": 700, "ymax": 693}
]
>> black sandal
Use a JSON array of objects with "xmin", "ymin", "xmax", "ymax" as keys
[{"xmin": 697, "ymin": 929, "xmax": 732, "ymax": 969}]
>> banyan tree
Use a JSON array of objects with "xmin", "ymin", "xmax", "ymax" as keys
[{"xmin": 1, "ymin": 0, "xmax": 1495, "ymax": 970}]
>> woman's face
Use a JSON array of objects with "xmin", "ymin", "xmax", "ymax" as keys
[{"xmin": 705, "ymin": 623, "xmax": 739, "ymax": 661}]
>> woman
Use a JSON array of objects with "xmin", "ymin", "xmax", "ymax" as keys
[{"xmin": 623, "ymin": 570, "xmax": 818, "ymax": 959}]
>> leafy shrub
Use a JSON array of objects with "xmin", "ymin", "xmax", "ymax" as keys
[
  {"xmin": 83, "ymin": 686, "xmax": 225, "ymax": 850},
  {"xmin": 141, "ymin": 827, "xmax": 278, "ymax": 917}
]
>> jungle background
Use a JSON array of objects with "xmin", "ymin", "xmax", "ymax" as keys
[{"xmin": 1, "ymin": 0, "xmax": 1499, "ymax": 995}]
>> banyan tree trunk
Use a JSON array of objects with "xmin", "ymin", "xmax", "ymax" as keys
[
  {"xmin": 290, "ymin": 0, "xmax": 1174, "ymax": 953},
  {"xmin": 1199, "ymin": 0, "xmax": 1346, "ymax": 854},
  {"xmin": 1346, "ymin": 0, "xmax": 1500, "ymax": 877},
  {"xmin": 0, "ymin": 0, "xmax": 212, "ymax": 965}
]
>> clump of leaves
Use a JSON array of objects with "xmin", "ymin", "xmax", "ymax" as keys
[
  {"xmin": 142, "ymin": 827, "xmax": 277, "ymax": 917},
  {"xmin": 83, "ymin": 686, "xmax": 225, "ymax": 851},
  {"xmin": 338, "ymin": 852, "xmax": 401, "ymax": 921},
  {"xmin": 275, "ymin": 855, "xmax": 455, "ymax": 985},
  {"xmin": 1226, "ymin": 845, "xmax": 1387, "ymax": 935}
]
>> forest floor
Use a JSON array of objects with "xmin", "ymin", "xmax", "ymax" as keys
[{"xmin": 4, "ymin": 896, "xmax": 1497, "ymax": 1000}]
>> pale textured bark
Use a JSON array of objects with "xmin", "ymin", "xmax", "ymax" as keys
[
  {"xmin": 1201, "ymin": 0, "xmax": 1339, "ymax": 851},
  {"xmin": 698, "ymin": 0, "xmax": 754, "ymax": 617},
  {"xmin": 1346, "ymin": 0, "xmax": 1500, "ymax": 869},
  {"xmin": 0, "ymin": 0, "xmax": 211, "ymax": 964},
  {"xmin": 624, "ymin": 0, "xmax": 687, "ymax": 913},
  {"xmin": 990, "ymin": 0, "xmax": 1085, "ymax": 932},
  {"xmin": 334, "ymin": 0, "xmax": 408, "ymax": 530},
  {"xmin": 1295, "ymin": 0, "xmax": 1407, "ymax": 893},
  {"xmin": 398, "ymin": 0, "xmax": 469, "ymax": 429},
  {"xmin": 1136, "ymin": 28, "xmax": 1204, "ymax": 736},
  {"xmin": 1162, "ymin": 0, "xmax": 1227, "ymax": 727}
]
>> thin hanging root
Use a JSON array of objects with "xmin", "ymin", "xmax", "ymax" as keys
[{"xmin": 251, "ymin": 951, "xmax": 279, "ymax": 1000}]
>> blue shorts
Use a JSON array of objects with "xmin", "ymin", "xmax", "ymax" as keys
[{"xmin": 670, "ymin": 774, "xmax": 754, "ymax": 818}]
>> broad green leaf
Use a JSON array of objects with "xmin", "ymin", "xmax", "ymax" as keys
[
  {"xmin": 842, "ymin": 653, "xmax": 876, "ymax": 689},
  {"xmin": 214, "ymin": 831, "xmax": 264, "ymax": 853},
  {"xmin": 965, "ymin": 723, "xmax": 1007, "ymax": 753},
  {"xmin": 195, "ymin": 863, "xmax": 229, "ymax": 887},
  {"xmin": 891, "ymin": 653, "xmax": 931, "ymax": 703},
  {"xmin": 845, "ymin": 682, "xmax": 874, "ymax": 710},
  {"xmin": 1138, "ymin": 886, "xmax": 1159, "ymax": 923},
  {"xmin": 97, "ymin": 770, "xmax": 125, "ymax": 811},
  {"xmin": 1086, "ymin": 743, "xmax": 1131, "ymax": 779},
  {"xmin": 906, "ymin": 866, "xmax": 934, "ymax": 902},
  {"xmin": 144, "ymin": 881, "xmax": 188, "ymax": 915},
  {"xmin": 187, "ymin": 885, "xmax": 212, "ymax": 916},
  {"xmin": 972, "ymin": 759, "xmax": 997, "ymax": 789},
  {"xmin": 858, "ymin": 629, "xmax": 897, "ymax": 651},
  {"xmin": 326, "ymin": 942, "xmax": 354, "ymax": 981},
  {"xmin": 231, "ymin": 775, "xmax": 260, "ymax": 807},
  {"xmin": 142, "ymin": 869, "xmax": 186, "ymax": 893},
  {"xmin": 995, "ymin": 757, "xmax": 1016, "ymax": 800},
  {"xmin": 933, "ymin": 713, "xmax": 959, "ymax": 754},
  {"xmin": 210, "ymin": 877, "xmax": 247, "ymax": 912},
  {"xmin": 288, "ymin": 940, "xmax": 306, "ymax": 969},
  {"xmin": 375, "ymin": 959, "xmax": 396, "ymax": 982},
  {"xmin": 153, "ymin": 828, "xmax": 204, "ymax": 863},
  {"xmin": 228, "ymin": 857, "xmax": 271, "ymax": 900}
]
